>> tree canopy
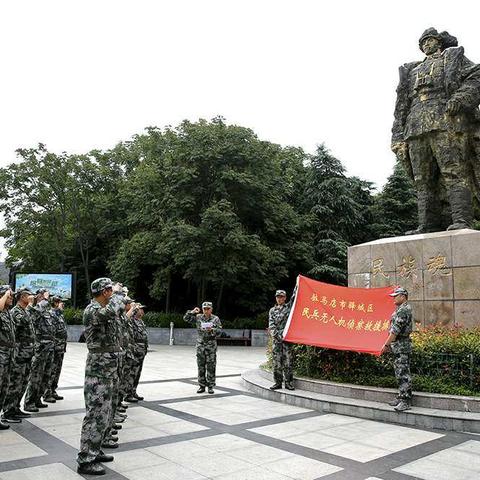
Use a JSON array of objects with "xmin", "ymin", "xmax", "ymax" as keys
[{"xmin": 0, "ymin": 118, "xmax": 418, "ymax": 316}]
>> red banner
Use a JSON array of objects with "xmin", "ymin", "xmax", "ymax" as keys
[{"xmin": 283, "ymin": 275, "xmax": 396, "ymax": 355}]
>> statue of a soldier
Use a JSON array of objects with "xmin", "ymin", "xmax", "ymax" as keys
[{"xmin": 392, "ymin": 28, "xmax": 480, "ymax": 234}]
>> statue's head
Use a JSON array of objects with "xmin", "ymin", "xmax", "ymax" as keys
[{"xmin": 419, "ymin": 28, "xmax": 458, "ymax": 55}]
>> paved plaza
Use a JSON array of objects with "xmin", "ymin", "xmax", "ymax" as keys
[{"xmin": 0, "ymin": 344, "xmax": 479, "ymax": 480}]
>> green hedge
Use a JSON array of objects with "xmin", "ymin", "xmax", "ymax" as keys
[
  {"xmin": 63, "ymin": 309, "xmax": 269, "ymax": 330},
  {"xmin": 63, "ymin": 307, "xmax": 84, "ymax": 325},
  {"xmin": 266, "ymin": 326, "xmax": 480, "ymax": 396}
]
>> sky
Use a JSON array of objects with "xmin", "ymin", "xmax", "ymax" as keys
[{"xmin": 1, "ymin": 0, "xmax": 480, "ymax": 258}]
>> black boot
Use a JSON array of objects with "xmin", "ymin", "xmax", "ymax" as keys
[
  {"xmin": 197, "ymin": 387, "xmax": 206, "ymax": 394},
  {"xmin": 96, "ymin": 453, "xmax": 114, "ymax": 463},
  {"xmin": 77, "ymin": 462, "xmax": 106, "ymax": 475},
  {"xmin": 0, "ymin": 421, "xmax": 10, "ymax": 430},
  {"xmin": 269, "ymin": 383, "xmax": 282, "ymax": 390}
]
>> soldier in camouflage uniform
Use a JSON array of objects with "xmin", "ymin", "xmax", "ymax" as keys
[
  {"xmin": 269, "ymin": 289, "xmax": 297, "ymax": 391},
  {"xmin": 44, "ymin": 296, "xmax": 68, "ymax": 402},
  {"xmin": 184, "ymin": 302, "xmax": 222, "ymax": 394},
  {"xmin": 77, "ymin": 278, "xmax": 126, "ymax": 476},
  {"xmin": 125, "ymin": 303, "xmax": 148, "ymax": 402},
  {"xmin": 0, "ymin": 286, "xmax": 15, "ymax": 430},
  {"xmin": 2, "ymin": 288, "xmax": 35, "ymax": 423},
  {"xmin": 24, "ymin": 289, "xmax": 55, "ymax": 411},
  {"xmin": 120, "ymin": 299, "xmax": 136, "ymax": 404},
  {"xmin": 381, "ymin": 287, "xmax": 414, "ymax": 412}
]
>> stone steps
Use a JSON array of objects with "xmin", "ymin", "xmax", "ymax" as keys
[{"xmin": 242, "ymin": 368, "xmax": 480, "ymax": 433}]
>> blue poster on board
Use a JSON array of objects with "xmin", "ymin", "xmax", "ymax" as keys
[{"xmin": 14, "ymin": 273, "xmax": 73, "ymax": 300}]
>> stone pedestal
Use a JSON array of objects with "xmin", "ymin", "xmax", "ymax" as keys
[{"xmin": 347, "ymin": 229, "xmax": 480, "ymax": 328}]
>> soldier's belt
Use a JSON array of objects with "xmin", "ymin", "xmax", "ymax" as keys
[
  {"xmin": 0, "ymin": 340, "xmax": 15, "ymax": 348},
  {"xmin": 88, "ymin": 346, "xmax": 121, "ymax": 353}
]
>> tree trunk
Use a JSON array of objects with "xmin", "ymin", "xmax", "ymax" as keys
[
  {"xmin": 165, "ymin": 273, "xmax": 171, "ymax": 313},
  {"xmin": 216, "ymin": 279, "xmax": 224, "ymax": 313}
]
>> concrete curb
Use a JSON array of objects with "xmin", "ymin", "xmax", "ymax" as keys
[{"xmin": 242, "ymin": 368, "xmax": 480, "ymax": 433}]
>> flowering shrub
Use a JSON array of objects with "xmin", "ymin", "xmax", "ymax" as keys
[{"xmin": 266, "ymin": 326, "xmax": 480, "ymax": 396}]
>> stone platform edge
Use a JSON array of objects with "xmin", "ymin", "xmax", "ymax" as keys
[
  {"xmin": 242, "ymin": 368, "xmax": 480, "ymax": 433},
  {"xmin": 256, "ymin": 368, "xmax": 480, "ymax": 413}
]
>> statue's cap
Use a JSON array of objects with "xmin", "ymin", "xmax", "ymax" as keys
[{"xmin": 419, "ymin": 28, "xmax": 458, "ymax": 50}]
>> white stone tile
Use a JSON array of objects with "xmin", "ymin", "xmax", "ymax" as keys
[
  {"xmin": 0, "ymin": 463, "xmax": 83, "ymax": 480},
  {"xmin": 0, "ymin": 443, "xmax": 47, "ymax": 463},
  {"xmin": 181, "ymin": 453, "xmax": 253, "ymax": 477},
  {"xmin": 214, "ymin": 467, "xmax": 291, "ymax": 479},
  {"xmin": 118, "ymin": 425, "xmax": 168, "ymax": 443},
  {"xmin": 147, "ymin": 441, "xmax": 213, "ymax": 462},
  {"xmin": 283, "ymin": 432, "xmax": 346, "ymax": 450},
  {"xmin": 109, "ymin": 448, "xmax": 168, "ymax": 472},
  {"xmin": 155, "ymin": 420, "xmax": 207, "ymax": 435},
  {"xmin": 394, "ymin": 441, "xmax": 480, "ymax": 479},
  {"xmin": 262, "ymin": 455, "xmax": 343, "ymax": 479},
  {"xmin": 250, "ymin": 414, "xmax": 362, "ymax": 438},
  {"xmin": 191, "ymin": 434, "xmax": 256, "ymax": 452},
  {"xmin": 0, "ymin": 430, "xmax": 32, "ymax": 447},
  {"xmin": 120, "ymin": 462, "xmax": 207, "ymax": 480},
  {"xmin": 321, "ymin": 441, "xmax": 392, "ymax": 463},
  {"xmin": 395, "ymin": 458, "xmax": 479, "ymax": 480},
  {"xmin": 225, "ymin": 444, "xmax": 293, "ymax": 465}
]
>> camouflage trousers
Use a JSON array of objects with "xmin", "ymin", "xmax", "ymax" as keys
[
  {"xmin": 125, "ymin": 346, "xmax": 147, "ymax": 397},
  {"xmin": 0, "ymin": 347, "xmax": 15, "ymax": 413},
  {"xmin": 24, "ymin": 342, "xmax": 54, "ymax": 407},
  {"xmin": 196, "ymin": 342, "xmax": 217, "ymax": 388},
  {"xmin": 408, "ymin": 131, "xmax": 473, "ymax": 230},
  {"xmin": 272, "ymin": 338, "xmax": 294, "ymax": 385},
  {"xmin": 393, "ymin": 352, "xmax": 412, "ymax": 401},
  {"xmin": 3, "ymin": 350, "xmax": 33, "ymax": 414},
  {"xmin": 44, "ymin": 346, "xmax": 66, "ymax": 397},
  {"xmin": 120, "ymin": 350, "xmax": 136, "ymax": 399},
  {"xmin": 109, "ymin": 351, "xmax": 125, "ymax": 427},
  {"xmin": 77, "ymin": 352, "xmax": 119, "ymax": 465}
]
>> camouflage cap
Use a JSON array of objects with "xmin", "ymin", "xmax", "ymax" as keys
[
  {"xmin": 418, "ymin": 28, "xmax": 458, "ymax": 50},
  {"xmin": 0, "ymin": 284, "xmax": 14, "ymax": 295},
  {"xmin": 275, "ymin": 290, "xmax": 286, "ymax": 297},
  {"xmin": 91, "ymin": 277, "xmax": 114, "ymax": 294},
  {"xmin": 202, "ymin": 301, "xmax": 213, "ymax": 309},
  {"xmin": 51, "ymin": 295, "xmax": 65, "ymax": 303},
  {"xmin": 389, "ymin": 287, "xmax": 408, "ymax": 297},
  {"xmin": 35, "ymin": 288, "xmax": 48, "ymax": 295},
  {"xmin": 16, "ymin": 287, "xmax": 34, "ymax": 297}
]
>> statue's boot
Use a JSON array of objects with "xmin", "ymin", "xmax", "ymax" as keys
[
  {"xmin": 405, "ymin": 225, "xmax": 428, "ymax": 236},
  {"xmin": 447, "ymin": 184, "xmax": 473, "ymax": 231}
]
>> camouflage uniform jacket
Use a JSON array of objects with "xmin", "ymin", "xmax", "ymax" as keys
[
  {"xmin": 51, "ymin": 308, "xmax": 68, "ymax": 350},
  {"xmin": 30, "ymin": 300, "xmax": 55, "ymax": 344},
  {"xmin": 83, "ymin": 293, "xmax": 125, "ymax": 353},
  {"xmin": 132, "ymin": 316, "xmax": 149, "ymax": 349},
  {"xmin": 268, "ymin": 293, "xmax": 296, "ymax": 341},
  {"xmin": 389, "ymin": 302, "xmax": 413, "ymax": 354},
  {"xmin": 183, "ymin": 311, "xmax": 222, "ymax": 345},
  {"xmin": 10, "ymin": 304, "xmax": 35, "ymax": 359},
  {"xmin": 0, "ymin": 309, "xmax": 15, "ymax": 349}
]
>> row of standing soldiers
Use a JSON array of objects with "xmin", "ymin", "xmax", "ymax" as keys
[
  {"xmin": 77, "ymin": 278, "xmax": 149, "ymax": 476},
  {"xmin": 0, "ymin": 286, "xmax": 67, "ymax": 429}
]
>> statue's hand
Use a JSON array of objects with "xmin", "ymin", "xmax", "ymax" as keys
[
  {"xmin": 447, "ymin": 98, "xmax": 462, "ymax": 115},
  {"xmin": 391, "ymin": 142, "xmax": 408, "ymax": 157}
]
